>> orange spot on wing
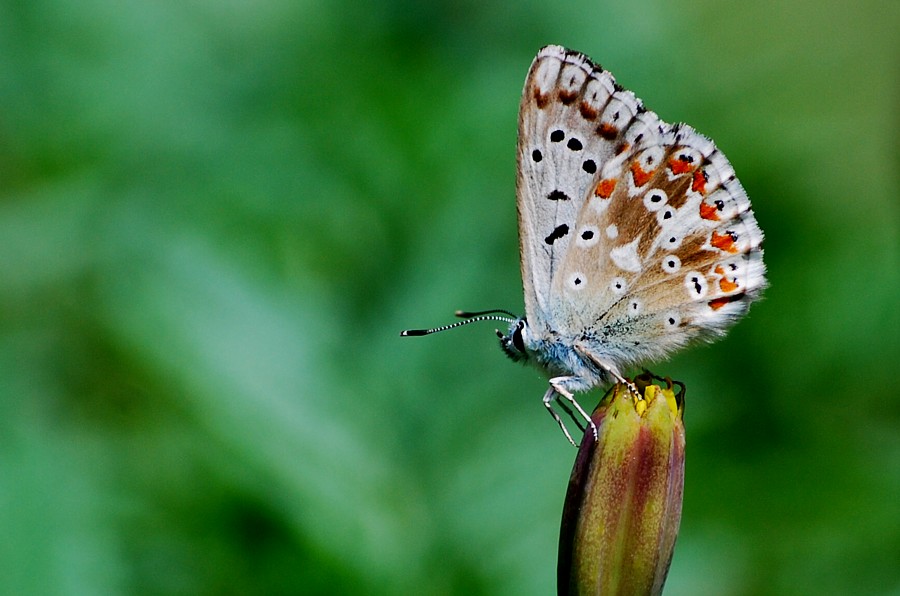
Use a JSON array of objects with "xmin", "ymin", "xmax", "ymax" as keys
[
  {"xmin": 559, "ymin": 89, "xmax": 577, "ymax": 104},
  {"xmin": 708, "ymin": 297, "xmax": 730, "ymax": 311},
  {"xmin": 580, "ymin": 102, "xmax": 599, "ymax": 120},
  {"xmin": 711, "ymin": 231, "xmax": 738, "ymax": 253},
  {"xmin": 719, "ymin": 277, "xmax": 739, "ymax": 292},
  {"xmin": 597, "ymin": 122, "xmax": 618, "ymax": 140},
  {"xmin": 595, "ymin": 178, "xmax": 617, "ymax": 198},
  {"xmin": 534, "ymin": 88, "xmax": 549, "ymax": 109},
  {"xmin": 708, "ymin": 293, "xmax": 745, "ymax": 311},
  {"xmin": 668, "ymin": 157, "xmax": 693, "ymax": 175},
  {"xmin": 692, "ymin": 169, "xmax": 708, "ymax": 194},
  {"xmin": 699, "ymin": 202, "xmax": 719, "ymax": 221},
  {"xmin": 714, "ymin": 265, "xmax": 725, "ymax": 275},
  {"xmin": 630, "ymin": 161, "xmax": 653, "ymax": 187}
]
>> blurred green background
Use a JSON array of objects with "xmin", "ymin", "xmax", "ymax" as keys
[{"xmin": 1, "ymin": 0, "xmax": 897, "ymax": 594}]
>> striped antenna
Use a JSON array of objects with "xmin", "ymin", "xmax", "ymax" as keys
[{"xmin": 400, "ymin": 310, "xmax": 517, "ymax": 337}]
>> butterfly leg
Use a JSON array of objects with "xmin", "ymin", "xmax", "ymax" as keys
[
  {"xmin": 555, "ymin": 399, "xmax": 587, "ymax": 434},
  {"xmin": 575, "ymin": 346, "xmax": 641, "ymax": 397},
  {"xmin": 545, "ymin": 378, "xmax": 598, "ymax": 445},
  {"xmin": 542, "ymin": 387, "xmax": 578, "ymax": 446}
]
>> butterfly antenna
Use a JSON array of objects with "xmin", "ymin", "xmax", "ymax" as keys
[
  {"xmin": 400, "ymin": 312, "xmax": 517, "ymax": 337},
  {"xmin": 453, "ymin": 308, "xmax": 518, "ymax": 319}
]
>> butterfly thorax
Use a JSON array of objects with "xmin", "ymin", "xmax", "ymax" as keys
[{"xmin": 500, "ymin": 318, "xmax": 609, "ymax": 391}]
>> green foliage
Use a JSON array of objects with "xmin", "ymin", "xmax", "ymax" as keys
[{"xmin": 0, "ymin": 0, "xmax": 897, "ymax": 594}]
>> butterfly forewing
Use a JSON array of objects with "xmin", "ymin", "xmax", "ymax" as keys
[
  {"xmin": 516, "ymin": 48, "xmax": 624, "ymax": 331},
  {"xmin": 516, "ymin": 45, "xmax": 765, "ymax": 371}
]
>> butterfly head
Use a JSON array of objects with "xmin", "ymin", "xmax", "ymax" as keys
[{"xmin": 498, "ymin": 317, "xmax": 530, "ymax": 363}]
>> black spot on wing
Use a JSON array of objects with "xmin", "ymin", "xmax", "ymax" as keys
[
  {"xmin": 544, "ymin": 224, "xmax": 569, "ymax": 245},
  {"xmin": 546, "ymin": 190, "xmax": 570, "ymax": 201}
]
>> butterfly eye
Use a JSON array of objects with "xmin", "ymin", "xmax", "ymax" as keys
[{"xmin": 512, "ymin": 321, "xmax": 526, "ymax": 353}]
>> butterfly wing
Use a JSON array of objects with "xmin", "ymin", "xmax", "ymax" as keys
[
  {"xmin": 563, "ymin": 122, "xmax": 766, "ymax": 370},
  {"xmin": 518, "ymin": 45, "xmax": 765, "ymax": 372},
  {"xmin": 516, "ymin": 46, "xmax": 627, "ymax": 333}
]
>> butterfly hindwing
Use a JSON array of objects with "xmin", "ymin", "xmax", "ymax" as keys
[{"xmin": 570, "ymin": 124, "xmax": 765, "ymax": 368}]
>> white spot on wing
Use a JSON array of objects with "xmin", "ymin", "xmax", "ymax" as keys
[
  {"xmin": 663, "ymin": 311, "xmax": 682, "ymax": 328},
  {"xmin": 684, "ymin": 271, "xmax": 708, "ymax": 298},
  {"xmin": 643, "ymin": 189, "xmax": 668, "ymax": 212},
  {"xmin": 656, "ymin": 206, "xmax": 676, "ymax": 226},
  {"xmin": 591, "ymin": 196, "xmax": 611, "ymax": 215},
  {"xmin": 629, "ymin": 299, "xmax": 642, "ymax": 315},
  {"xmin": 567, "ymin": 272, "xmax": 587, "ymax": 290},
  {"xmin": 609, "ymin": 236, "xmax": 642, "ymax": 272},
  {"xmin": 575, "ymin": 225, "xmax": 600, "ymax": 248},
  {"xmin": 533, "ymin": 56, "xmax": 562, "ymax": 95},
  {"xmin": 661, "ymin": 255, "xmax": 681, "ymax": 273}
]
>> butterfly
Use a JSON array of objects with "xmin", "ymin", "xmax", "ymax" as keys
[{"xmin": 402, "ymin": 45, "xmax": 766, "ymax": 445}]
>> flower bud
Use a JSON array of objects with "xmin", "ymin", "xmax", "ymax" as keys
[{"xmin": 558, "ymin": 374, "xmax": 686, "ymax": 596}]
